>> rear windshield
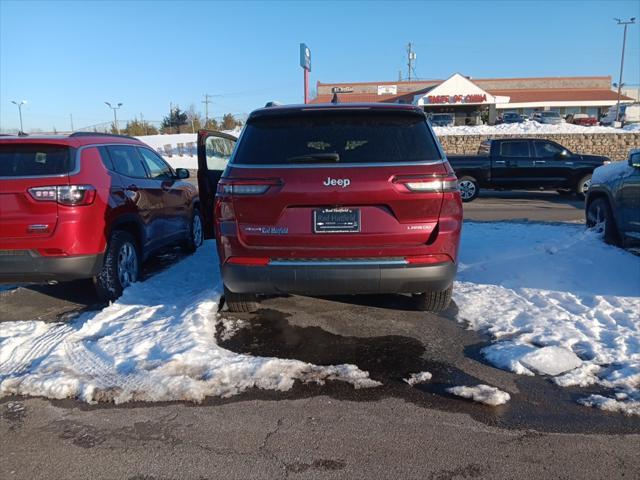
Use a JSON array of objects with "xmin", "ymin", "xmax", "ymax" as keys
[
  {"xmin": 0, "ymin": 144, "xmax": 74, "ymax": 177},
  {"xmin": 233, "ymin": 112, "xmax": 442, "ymax": 165}
]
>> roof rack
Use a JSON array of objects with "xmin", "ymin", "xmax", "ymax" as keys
[{"xmin": 69, "ymin": 131, "xmax": 137, "ymax": 140}]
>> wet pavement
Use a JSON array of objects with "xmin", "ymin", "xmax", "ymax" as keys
[{"xmin": 216, "ymin": 295, "xmax": 640, "ymax": 435}]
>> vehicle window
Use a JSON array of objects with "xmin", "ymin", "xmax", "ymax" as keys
[
  {"xmin": 205, "ymin": 136, "xmax": 235, "ymax": 170},
  {"xmin": 233, "ymin": 112, "xmax": 441, "ymax": 165},
  {"xmin": 478, "ymin": 141, "xmax": 491, "ymax": 156},
  {"xmin": 97, "ymin": 146, "xmax": 115, "ymax": 171},
  {"xmin": 541, "ymin": 112, "xmax": 560, "ymax": 117},
  {"xmin": 106, "ymin": 145, "xmax": 147, "ymax": 178},
  {"xmin": 534, "ymin": 141, "xmax": 563, "ymax": 158},
  {"xmin": 0, "ymin": 144, "xmax": 74, "ymax": 177},
  {"xmin": 138, "ymin": 147, "xmax": 173, "ymax": 179},
  {"xmin": 500, "ymin": 141, "xmax": 530, "ymax": 157}
]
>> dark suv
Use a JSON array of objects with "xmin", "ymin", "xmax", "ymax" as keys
[
  {"xmin": 0, "ymin": 133, "xmax": 203, "ymax": 299},
  {"xmin": 198, "ymin": 103, "xmax": 463, "ymax": 313},
  {"xmin": 586, "ymin": 149, "xmax": 640, "ymax": 247}
]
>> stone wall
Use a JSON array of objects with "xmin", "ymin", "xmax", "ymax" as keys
[{"xmin": 438, "ymin": 133, "xmax": 640, "ymax": 161}]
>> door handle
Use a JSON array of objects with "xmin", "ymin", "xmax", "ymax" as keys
[
  {"xmin": 494, "ymin": 160, "xmax": 506, "ymax": 164},
  {"xmin": 534, "ymin": 160, "xmax": 546, "ymax": 164}
]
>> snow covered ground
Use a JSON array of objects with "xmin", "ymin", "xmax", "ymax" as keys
[
  {"xmin": 433, "ymin": 121, "xmax": 640, "ymax": 136},
  {"xmin": 455, "ymin": 223, "xmax": 640, "ymax": 415},
  {"xmin": 0, "ymin": 223, "xmax": 638, "ymax": 414},
  {"xmin": 0, "ymin": 242, "xmax": 379, "ymax": 404},
  {"xmin": 136, "ymin": 128, "xmax": 241, "ymax": 170}
]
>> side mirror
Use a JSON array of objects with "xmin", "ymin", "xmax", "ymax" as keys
[
  {"xmin": 175, "ymin": 168, "xmax": 190, "ymax": 179},
  {"xmin": 556, "ymin": 149, "xmax": 570, "ymax": 159},
  {"xmin": 629, "ymin": 155, "xmax": 640, "ymax": 168}
]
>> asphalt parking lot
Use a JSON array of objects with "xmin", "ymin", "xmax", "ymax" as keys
[{"xmin": 2, "ymin": 191, "xmax": 639, "ymax": 480}]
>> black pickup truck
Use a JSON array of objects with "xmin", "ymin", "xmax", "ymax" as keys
[{"xmin": 448, "ymin": 138, "xmax": 610, "ymax": 202}]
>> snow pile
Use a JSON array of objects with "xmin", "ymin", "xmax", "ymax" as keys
[
  {"xmin": 519, "ymin": 346, "xmax": 583, "ymax": 376},
  {"xmin": 446, "ymin": 384, "xmax": 511, "ymax": 406},
  {"xmin": 0, "ymin": 241, "xmax": 380, "ymax": 404},
  {"xmin": 455, "ymin": 223, "xmax": 640, "ymax": 415},
  {"xmin": 136, "ymin": 128, "xmax": 242, "ymax": 169},
  {"xmin": 433, "ymin": 122, "xmax": 634, "ymax": 136},
  {"xmin": 404, "ymin": 371, "xmax": 433, "ymax": 386},
  {"xmin": 623, "ymin": 123, "xmax": 640, "ymax": 132}
]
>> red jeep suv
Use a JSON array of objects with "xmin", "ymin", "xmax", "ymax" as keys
[
  {"xmin": 0, "ymin": 133, "xmax": 203, "ymax": 300},
  {"xmin": 198, "ymin": 103, "xmax": 462, "ymax": 312}
]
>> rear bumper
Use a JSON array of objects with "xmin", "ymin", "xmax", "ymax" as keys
[
  {"xmin": 223, "ymin": 261, "xmax": 457, "ymax": 295},
  {"xmin": 0, "ymin": 250, "xmax": 104, "ymax": 282}
]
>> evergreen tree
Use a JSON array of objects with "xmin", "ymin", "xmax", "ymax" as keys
[{"xmin": 161, "ymin": 106, "xmax": 188, "ymax": 134}]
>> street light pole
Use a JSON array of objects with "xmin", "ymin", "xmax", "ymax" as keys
[
  {"xmin": 105, "ymin": 101, "xmax": 123, "ymax": 134},
  {"xmin": 614, "ymin": 17, "xmax": 636, "ymax": 123},
  {"xmin": 11, "ymin": 100, "xmax": 26, "ymax": 134}
]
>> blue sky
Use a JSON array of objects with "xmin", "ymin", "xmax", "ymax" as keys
[{"xmin": 1, "ymin": 0, "xmax": 639, "ymax": 131}]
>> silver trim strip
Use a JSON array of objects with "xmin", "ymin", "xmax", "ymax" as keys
[
  {"xmin": 268, "ymin": 259, "xmax": 408, "ymax": 266},
  {"xmin": 229, "ymin": 159, "xmax": 446, "ymax": 169}
]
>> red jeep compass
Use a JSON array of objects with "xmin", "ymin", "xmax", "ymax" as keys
[
  {"xmin": 0, "ymin": 133, "xmax": 203, "ymax": 300},
  {"xmin": 198, "ymin": 103, "xmax": 462, "ymax": 312}
]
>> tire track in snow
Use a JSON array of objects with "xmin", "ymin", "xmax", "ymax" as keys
[{"xmin": 0, "ymin": 324, "xmax": 74, "ymax": 377}]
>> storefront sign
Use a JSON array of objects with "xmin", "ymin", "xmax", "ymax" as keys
[
  {"xmin": 332, "ymin": 86, "xmax": 354, "ymax": 93},
  {"xmin": 378, "ymin": 85, "xmax": 397, "ymax": 95},
  {"xmin": 300, "ymin": 43, "xmax": 311, "ymax": 71},
  {"xmin": 427, "ymin": 94, "xmax": 488, "ymax": 104}
]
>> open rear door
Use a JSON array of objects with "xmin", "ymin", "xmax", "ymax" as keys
[{"xmin": 197, "ymin": 130, "xmax": 238, "ymax": 238}]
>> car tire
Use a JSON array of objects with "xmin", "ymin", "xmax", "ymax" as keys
[
  {"xmin": 414, "ymin": 285, "xmax": 453, "ymax": 312},
  {"xmin": 586, "ymin": 198, "xmax": 619, "ymax": 245},
  {"xmin": 575, "ymin": 174, "xmax": 592, "ymax": 199},
  {"xmin": 223, "ymin": 286, "xmax": 259, "ymax": 313},
  {"xmin": 181, "ymin": 207, "xmax": 204, "ymax": 254},
  {"xmin": 94, "ymin": 231, "xmax": 140, "ymax": 302},
  {"xmin": 458, "ymin": 176, "xmax": 479, "ymax": 202}
]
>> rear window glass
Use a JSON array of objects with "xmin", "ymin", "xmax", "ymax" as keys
[
  {"xmin": 0, "ymin": 144, "xmax": 74, "ymax": 177},
  {"xmin": 233, "ymin": 112, "xmax": 441, "ymax": 165}
]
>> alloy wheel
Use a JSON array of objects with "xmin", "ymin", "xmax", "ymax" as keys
[
  {"xmin": 192, "ymin": 214, "xmax": 203, "ymax": 248},
  {"xmin": 117, "ymin": 241, "xmax": 138, "ymax": 288},
  {"xmin": 458, "ymin": 180, "xmax": 476, "ymax": 200}
]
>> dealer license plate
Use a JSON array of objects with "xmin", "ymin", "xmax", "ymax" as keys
[{"xmin": 313, "ymin": 208, "xmax": 360, "ymax": 233}]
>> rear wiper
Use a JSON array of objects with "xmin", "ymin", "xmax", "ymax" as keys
[{"xmin": 285, "ymin": 153, "xmax": 340, "ymax": 163}]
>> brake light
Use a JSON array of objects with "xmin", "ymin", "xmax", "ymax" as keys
[
  {"xmin": 28, "ymin": 185, "xmax": 96, "ymax": 206},
  {"xmin": 217, "ymin": 179, "xmax": 281, "ymax": 196},
  {"xmin": 405, "ymin": 254, "xmax": 452, "ymax": 265},
  {"xmin": 226, "ymin": 256, "xmax": 270, "ymax": 266},
  {"xmin": 393, "ymin": 175, "xmax": 458, "ymax": 193}
]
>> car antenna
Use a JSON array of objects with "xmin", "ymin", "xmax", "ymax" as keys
[{"xmin": 331, "ymin": 93, "xmax": 340, "ymax": 104}]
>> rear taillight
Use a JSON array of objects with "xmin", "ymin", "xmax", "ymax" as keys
[
  {"xmin": 216, "ymin": 179, "xmax": 281, "ymax": 196},
  {"xmin": 392, "ymin": 175, "xmax": 458, "ymax": 193},
  {"xmin": 28, "ymin": 185, "xmax": 96, "ymax": 206}
]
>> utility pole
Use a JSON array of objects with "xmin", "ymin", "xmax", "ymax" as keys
[
  {"xmin": 406, "ymin": 42, "xmax": 417, "ymax": 82},
  {"xmin": 140, "ymin": 112, "xmax": 147, "ymax": 135},
  {"xmin": 69, "ymin": 113, "xmax": 74, "ymax": 132},
  {"xmin": 203, "ymin": 94, "xmax": 212, "ymax": 124},
  {"xmin": 614, "ymin": 17, "xmax": 636, "ymax": 123}
]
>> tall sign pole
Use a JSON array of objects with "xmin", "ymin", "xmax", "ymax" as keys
[{"xmin": 300, "ymin": 43, "xmax": 311, "ymax": 104}]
